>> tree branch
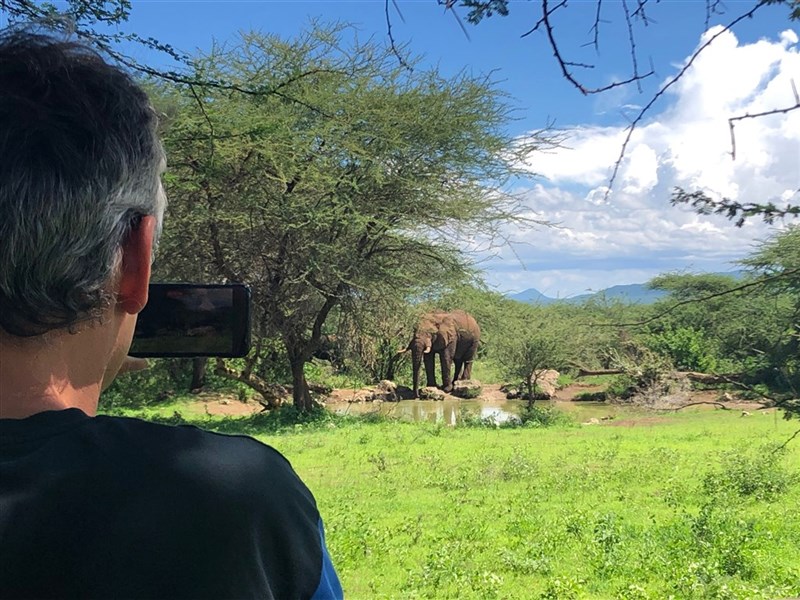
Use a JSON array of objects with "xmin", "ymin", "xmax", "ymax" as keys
[
  {"xmin": 604, "ymin": 0, "xmax": 772, "ymax": 199},
  {"xmin": 729, "ymin": 80, "xmax": 800, "ymax": 159}
]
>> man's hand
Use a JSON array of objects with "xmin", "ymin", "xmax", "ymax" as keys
[{"xmin": 117, "ymin": 356, "xmax": 149, "ymax": 375}]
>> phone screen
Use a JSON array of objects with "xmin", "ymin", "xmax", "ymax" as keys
[{"xmin": 129, "ymin": 283, "xmax": 251, "ymax": 358}]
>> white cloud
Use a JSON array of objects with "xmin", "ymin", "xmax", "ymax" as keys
[{"xmin": 488, "ymin": 27, "xmax": 800, "ymax": 297}]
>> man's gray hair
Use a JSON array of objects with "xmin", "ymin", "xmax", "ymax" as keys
[{"xmin": 0, "ymin": 30, "xmax": 166, "ymax": 337}]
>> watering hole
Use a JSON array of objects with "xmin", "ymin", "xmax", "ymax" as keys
[{"xmin": 327, "ymin": 398, "xmax": 626, "ymax": 424}]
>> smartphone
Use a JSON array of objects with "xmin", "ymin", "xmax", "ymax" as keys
[{"xmin": 129, "ymin": 283, "xmax": 251, "ymax": 358}]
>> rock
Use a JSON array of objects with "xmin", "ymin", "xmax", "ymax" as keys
[
  {"xmin": 347, "ymin": 388, "xmax": 375, "ymax": 403},
  {"xmin": 583, "ymin": 417, "xmax": 601, "ymax": 425},
  {"xmin": 419, "ymin": 386, "xmax": 446, "ymax": 401},
  {"xmin": 534, "ymin": 369, "xmax": 560, "ymax": 398},
  {"xmin": 394, "ymin": 385, "xmax": 416, "ymax": 400},
  {"xmin": 452, "ymin": 379, "xmax": 482, "ymax": 399},
  {"xmin": 376, "ymin": 380, "xmax": 397, "ymax": 393},
  {"xmin": 371, "ymin": 380, "xmax": 398, "ymax": 402}
]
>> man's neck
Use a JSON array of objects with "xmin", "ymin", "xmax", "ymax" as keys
[{"xmin": 0, "ymin": 331, "xmax": 106, "ymax": 419}]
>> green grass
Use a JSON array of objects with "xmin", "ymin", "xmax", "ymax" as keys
[
  {"xmin": 270, "ymin": 411, "xmax": 800, "ymax": 599},
  {"xmin": 108, "ymin": 405, "xmax": 800, "ymax": 599}
]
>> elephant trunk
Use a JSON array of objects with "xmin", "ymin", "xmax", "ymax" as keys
[{"xmin": 411, "ymin": 349, "xmax": 423, "ymax": 399}]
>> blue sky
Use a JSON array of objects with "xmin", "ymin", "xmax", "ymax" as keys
[{"xmin": 14, "ymin": 1, "xmax": 797, "ymax": 297}]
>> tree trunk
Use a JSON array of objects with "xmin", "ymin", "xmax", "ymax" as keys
[
  {"xmin": 190, "ymin": 357, "xmax": 208, "ymax": 390},
  {"xmin": 525, "ymin": 375, "xmax": 536, "ymax": 409},
  {"xmin": 290, "ymin": 359, "xmax": 314, "ymax": 412},
  {"xmin": 385, "ymin": 351, "xmax": 404, "ymax": 382},
  {"xmin": 677, "ymin": 371, "xmax": 741, "ymax": 384},
  {"xmin": 577, "ymin": 368, "xmax": 626, "ymax": 377},
  {"xmin": 213, "ymin": 359, "xmax": 284, "ymax": 409}
]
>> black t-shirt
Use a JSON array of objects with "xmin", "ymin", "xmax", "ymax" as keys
[{"xmin": 0, "ymin": 409, "xmax": 342, "ymax": 600}]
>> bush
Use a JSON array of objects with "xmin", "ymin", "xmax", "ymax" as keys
[
  {"xmin": 702, "ymin": 444, "xmax": 797, "ymax": 501},
  {"xmin": 100, "ymin": 359, "xmax": 189, "ymax": 410},
  {"xmin": 607, "ymin": 374, "xmax": 638, "ymax": 400},
  {"xmin": 648, "ymin": 326, "xmax": 720, "ymax": 372}
]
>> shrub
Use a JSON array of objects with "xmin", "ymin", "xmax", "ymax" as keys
[
  {"xmin": 648, "ymin": 326, "xmax": 720, "ymax": 372},
  {"xmin": 702, "ymin": 444, "xmax": 797, "ymax": 501}
]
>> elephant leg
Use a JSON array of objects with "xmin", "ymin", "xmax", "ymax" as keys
[
  {"xmin": 424, "ymin": 352, "xmax": 437, "ymax": 388},
  {"xmin": 462, "ymin": 360, "xmax": 474, "ymax": 380},
  {"xmin": 461, "ymin": 341, "xmax": 479, "ymax": 380},
  {"xmin": 441, "ymin": 351, "xmax": 454, "ymax": 392},
  {"xmin": 453, "ymin": 359, "xmax": 464, "ymax": 382}
]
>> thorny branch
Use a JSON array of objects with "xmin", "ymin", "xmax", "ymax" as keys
[
  {"xmin": 603, "ymin": 0, "xmax": 773, "ymax": 200},
  {"xmin": 586, "ymin": 0, "xmax": 603, "ymax": 51},
  {"xmin": 774, "ymin": 428, "xmax": 800, "ymax": 452},
  {"xmin": 385, "ymin": 0, "xmax": 413, "ymax": 71},
  {"xmin": 410, "ymin": 0, "xmax": 794, "ymax": 198},
  {"xmin": 2, "ymin": 0, "xmax": 338, "ymax": 116},
  {"xmin": 729, "ymin": 80, "xmax": 800, "ymax": 159},
  {"xmin": 621, "ymin": 0, "xmax": 644, "ymax": 93},
  {"xmin": 526, "ymin": 0, "xmax": 655, "ymax": 95},
  {"xmin": 705, "ymin": 0, "xmax": 725, "ymax": 30},
  {"xmin": 671, "ymin": 187, "xmax": 800, "ymax": 227}
]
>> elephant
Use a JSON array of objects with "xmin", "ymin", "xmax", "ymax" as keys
[{"xmin": 399, "ymin": 310, "xmax": 480, "ymax": 398}]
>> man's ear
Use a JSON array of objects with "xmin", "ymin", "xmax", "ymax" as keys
[{"xmin": 117, "ymin": 215, "xmax": 156, "ymax": 315}]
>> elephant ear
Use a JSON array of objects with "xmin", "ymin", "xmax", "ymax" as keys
[{"xmin": 439, "ymin": 315, "xmax": 458, "ymax": 346}]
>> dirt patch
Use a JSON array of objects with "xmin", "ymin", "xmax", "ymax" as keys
[
  {"xmin": 608, "ymin": 416, "xmax": 673, "ymax": 427},
  {"xmin": 189, "ymin": 392, "xmax": 262, "ymax": 416},
  {"xmin": 554, "ymin": 383, "xmax": 606, "ymax": 401},
  {"xmin": 477, "ymin": 384, "xmax": 508, "ymax": 403}
]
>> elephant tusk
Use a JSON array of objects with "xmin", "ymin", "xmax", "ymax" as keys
[
  {"xmin": 423, "ymin": 347, "xmax": 432, "ymax": 354},
  {"xmin": 396, "ymin": 348, "xmax": 409, "ymax": 354}
]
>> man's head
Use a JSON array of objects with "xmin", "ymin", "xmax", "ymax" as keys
[
  {"xmin": 0, "ymin": 30, "xmax": 166, "ymax": 338},
  {"xmin": 0, "ymin": 30, "xmax": 166, "ymax": 415}
]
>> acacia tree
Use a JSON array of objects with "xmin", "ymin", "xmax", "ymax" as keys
[
  {"xmin": 740, "ymin": 226, "xmax": 800, "ymax": 415},
  {"xmin": 156, "ymin": 25, "xmax": 547, "ymax": 411}
]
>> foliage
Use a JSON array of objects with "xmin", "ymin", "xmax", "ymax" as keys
[
  {"xmin": 155, "ymin": 24, "xmax": 546, "ymax": 410},
  {"xmin": 702, "ymin": 444, "xmax": 798, "ymax": 501},
  {"xmin": 644, "ymin": 259, "xmax": 800, "ymax": 418},
  {"xmin": 333, "ymin": 294, "xmax": 418, "ymax": 384},
  {"xmin": 457, "ymin": 404, "xmax": 570, "ymax": 429},
  {"xmin": 647, "ymin": 326, "xmax": 720, "ymax": 372},
  {"xmin": 671, "ymin": 187, "xmax": 800, "ymax": 228},
  {"xmin": 100, "ymin": 358, "xmax": 247, "ymax": 410}
]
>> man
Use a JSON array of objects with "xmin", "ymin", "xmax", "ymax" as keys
[{"xmin": 0, "ymin": 30, "xmax": 342, "ymax": 599}]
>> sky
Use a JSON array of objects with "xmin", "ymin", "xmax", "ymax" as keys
[{"xmin": 12, "ymin": 0, "xmax": 798, "ymax": 298}]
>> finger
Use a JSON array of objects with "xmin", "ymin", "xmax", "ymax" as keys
[{"xmin": 119, "ymin": 356, "xmax": 150, "ymax": 374}]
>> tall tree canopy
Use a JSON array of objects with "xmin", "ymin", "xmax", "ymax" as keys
[{"xmin": 154, "ymin": 25, "xmax": 547, "ymax": 410}]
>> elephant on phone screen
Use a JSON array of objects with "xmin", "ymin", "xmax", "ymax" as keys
[{"xmin": 399, "ymin": 310, "xmax": 480, "ymax": 398}]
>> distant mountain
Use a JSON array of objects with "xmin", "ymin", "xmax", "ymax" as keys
[
  {"xmin": 508, "ymin": 283, "xmax": 666, "ymax": 305},
  {"xmin": 567, "ymin": 284, "xmax": 667, "ymax": 304},
  {"xmin": 507, "ymin": 288, "xmax": 557, "ymax": 304},
  {"xmin": 509, "ymin": 272, "xmax": 745, "ymax": 306}
]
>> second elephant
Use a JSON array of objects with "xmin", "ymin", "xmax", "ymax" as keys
[{"xmin": 400, "ymin": 310, "xmax": 481, "ymax": 398}]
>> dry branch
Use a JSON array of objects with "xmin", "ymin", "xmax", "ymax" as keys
[{"xmin": 671, "ymin": 401, "xmax": 731, "ymax": 411}]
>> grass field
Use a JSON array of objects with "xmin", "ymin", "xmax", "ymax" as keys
[{"xmin": 114, "ymin": 404, "xmax": 800, "ymax": 599}]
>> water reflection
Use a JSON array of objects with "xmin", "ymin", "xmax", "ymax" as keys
[
  {"xmin": 329, "ymin": 399, "xmax": 519, "ymax": 424},
  {"xmin": 328, "ymin": 398, "xmax": 624, "ymax": 423}
]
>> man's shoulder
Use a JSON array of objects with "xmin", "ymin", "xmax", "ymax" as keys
[{"xmin": 90, "ymin": 415, "xmax": 309, "ymax": 507}]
